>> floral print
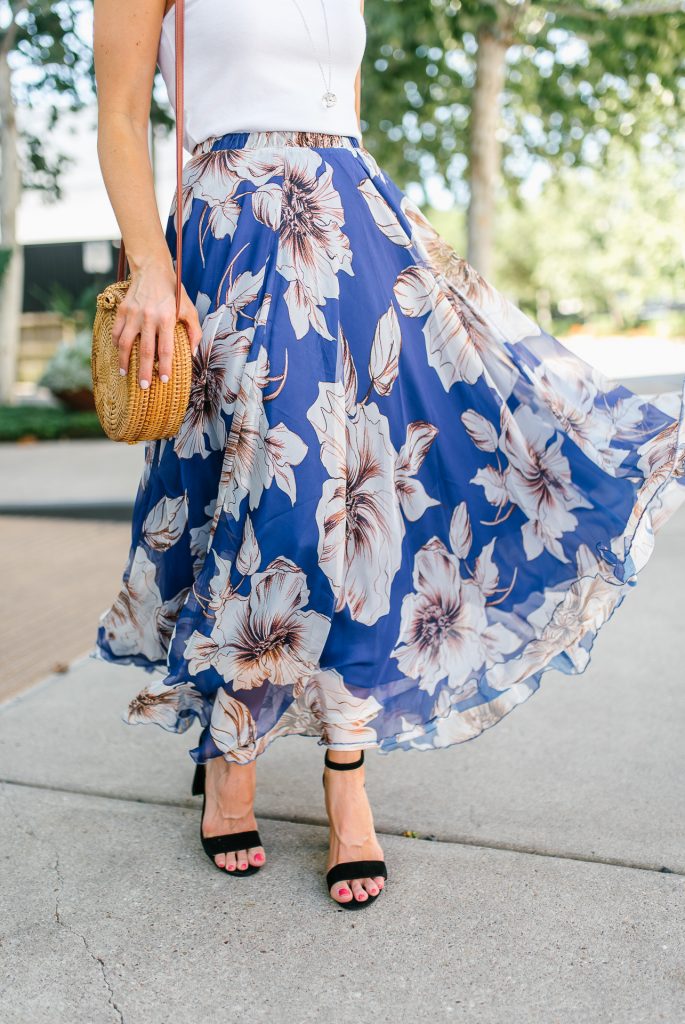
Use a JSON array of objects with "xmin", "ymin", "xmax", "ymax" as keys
[{"xmin": 92, "ymin": 130, "xmax": 685, "ymax": 764}]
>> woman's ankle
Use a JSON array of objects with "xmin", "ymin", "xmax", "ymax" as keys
[{"xmin": 325, "ymin": 748, "xmax": 364, "ymax": 765}]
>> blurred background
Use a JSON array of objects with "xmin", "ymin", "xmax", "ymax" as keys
[{"xmin": 1, "ymin": 0, "xmax": 684, "ymax": 697}]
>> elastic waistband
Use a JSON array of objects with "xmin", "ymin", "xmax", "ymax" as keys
[{"xmin": 192, "ymin": 130, "xmax": 362, "ymax": 156}]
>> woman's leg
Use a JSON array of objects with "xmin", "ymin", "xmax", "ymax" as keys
[
  {"xmin": 323, "ymin": 748, "xmax": 386, "ymax": 905},
  {"xmin": 202, "ymin": 756, "xmax": 266, "ymax": 872}
]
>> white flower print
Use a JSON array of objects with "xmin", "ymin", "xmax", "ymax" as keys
[
  {"xmin": 394, "ymin": 421, "xmax": 440, "ymax": 521},
  {"xmin": 189, "ymin": 498, "xmax": 218, "ymax": 571},
  {"xmin": 184, "ymin": 557, "xmax": 330, "ymax": 691},
  {"xmin": 181, "ymin": 148, "xmax": 282, "ymax": 246},
  {"xmin": 487, "ymin": 543, "xmax": 625, "ymax": 691},
  {"xmin": 390, "ymin": 537, "xmax": 489, "ymax": 696},
  {"xmin": 173, "ymin": 301, "xmax": 254, "ymax": 461},
  {"xmin": 357, "ymin": 179, "xmax": 411, "ymax": 247},
  {"xmin": 498, "ymin": 404, "xmax": 593, "ymax": 563},
  {"xmin": 260, "ymin": 668, "xmax": 382, "ymax": 748},
  {"xmin": 468, "ymin": 403, "xmax": 594, "ymax": 562},
  {"xmin": 235, "ymin": 515, "xmax": 261, "ymax": 576},
  {"xmin": 529, "ymin": 356, "xmax": 645, "ymax": 473},
  {"xmin": 142, "ymin": 494, "xmax": 188, "ymax": 552},
  {"xmin": 393, "ymin": 265, "xmax": 485, "ymax": 391},
  {"xmin": 126, "ymin": 680, "xmax": 205, "ymax": 729},
  {"xmin": 307, "ymin": 382, "xmax": 403, "ymax": 626},
  {"xmin": 252, "ymin": 148, "xmax": 353, "ymax": 341},
  {"xmin": 307, "ymin": 357, "xmax": 440, "ymax": 626},
  {"xmin": 368, "ymin": 304, "xmax": 402, "ymax": 398},
  {"xmin": 218, "ymin": 347, "xmax": 308, "ymax": 520},
  {"xmin": 209, "ymin": 689, "xmax": 258, "ymax": 764},
  {"xmin": 100, "ymin": 547, "xmax": 188, "ymax": 662},
  {"xmin": 400, "ymin": 193, "xmax": 542, "ymax": 347}
]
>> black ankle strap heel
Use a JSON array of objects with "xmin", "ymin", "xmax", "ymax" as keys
[
  {"xmin": 192, "ymin": 762, "xmax": 264, "ymax": 877},
  {"xmin": 322, "ymin": 750, "xmax": 388, "ymax": 910}
]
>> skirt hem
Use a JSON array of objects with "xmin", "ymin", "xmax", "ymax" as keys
[{"xmin": 92, "ymin": 389, "xmax": 685, "ymax": 761}]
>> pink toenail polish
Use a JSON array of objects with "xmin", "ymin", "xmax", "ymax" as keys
[
  {"xmin": 338, "ymin": 888, "xmax": 350, "ymax": 897},
  {"xmin": 239, "ymin": 863, "xmax": 247, "ymax": 869},
  {"xmin": 254, "ymin": 853, "xmax": 264, "ymax": 862},
  {"xmin": 227, "ymin": 864, "xmax": 235, "ymax": 870}
]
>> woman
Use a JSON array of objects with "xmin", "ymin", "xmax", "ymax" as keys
[{"xmin": 91, "ymin": 0, "xmax": 685, "ymax": 910}]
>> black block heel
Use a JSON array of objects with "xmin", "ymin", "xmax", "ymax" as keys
[
  {"xmin": 192, "ymin": 762, "xmax": 263, "ymax": 876},
  {"xmin": 322, "ymin": 750, "xmax": 388, "ymax": 909}
]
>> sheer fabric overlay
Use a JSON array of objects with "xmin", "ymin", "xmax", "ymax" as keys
[{"xmin": 91, "ymin": 129, "xmax": 685, "ymax": 764}]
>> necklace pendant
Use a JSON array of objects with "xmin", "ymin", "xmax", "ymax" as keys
[{"xmin": 322, "ymin": 90, "xmax": 338, "ymax": 108}]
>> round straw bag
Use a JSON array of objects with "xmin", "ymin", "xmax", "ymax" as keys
[
  {"xmin": 91, "ymin": 0, "xmax": 191, "ymax": 444},
  {"xmin": 91, "ymin": 279, "xmax": 192, "ymax": 443}
]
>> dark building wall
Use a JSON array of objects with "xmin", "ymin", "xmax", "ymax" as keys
[{"xmin": 22, "ymin": 239, "xmax": 120, "ymax": 313}]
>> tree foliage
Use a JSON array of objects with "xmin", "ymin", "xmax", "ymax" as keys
[{"xmin": 361, "ymin": 0, "xmax": 685, "ymax": 199}]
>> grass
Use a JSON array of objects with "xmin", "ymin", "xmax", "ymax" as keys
[{"xmin": 0, "ymin": 405, "xmax": 105, "ymax": 442}]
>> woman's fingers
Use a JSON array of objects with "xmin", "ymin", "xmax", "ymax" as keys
[
  {"xmin": 137, "ymin": 316, "xmax": 157, "ymax": 388},
  {"xmin": 116, "ymin": 317, "xmax": 138, "ymax": 377},
  {"xmin": 111, "ymin": 279, "xmax": 202, "ymax": 383},
  {"xmin": 157, "ymin": 314, "xmax": 175, "ymax": 383}
]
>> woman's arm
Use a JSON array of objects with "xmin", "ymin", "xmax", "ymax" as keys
[
  {"xmin": 93, "ymin": 0, "xmax": 201, "ymax": 389},
  {"xmin": 355, "ymin": 0, "xmax": 364, "ymax": 139}
]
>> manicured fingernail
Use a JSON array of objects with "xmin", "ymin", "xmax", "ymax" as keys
[
  {"xmin": 139, "ymin": 379, "xmax": 150, "ymax": 389},
  {"xmin": 119, "ymin": 367, "xmax": 126, "ymax": 376},
  {"xmin": 160, "ymin": 374, "xmax": 169, "ymax": 383}
]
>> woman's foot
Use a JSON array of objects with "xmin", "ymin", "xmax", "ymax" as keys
[
  {"xmin": 323, "ymin": 749, "xmax": 386, "ymax": 906},
  {"xmin": 202, "ymin": 756, "xmax": 265, "ymax": 872}
]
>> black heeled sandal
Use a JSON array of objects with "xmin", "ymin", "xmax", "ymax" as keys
[
  {"xmin": 322, "ymin": 750, "xmax": 388, "ymax": 909},
  {"xmin": 192, "ymin": 762, "xmax": 264, "ymax": 876}
]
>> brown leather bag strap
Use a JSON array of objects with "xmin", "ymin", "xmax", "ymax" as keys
[{"xmin": 117, "ymin": 0, "xmax": 185, "ymax": 318}]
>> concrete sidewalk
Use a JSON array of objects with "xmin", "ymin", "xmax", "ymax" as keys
[
  {"xmin": 1, "ymin": 513, "xmax": 684, "ymax": 1023},
  {"xmin": 0, "ymin": 438, "xmax": 143, "ymax": 518}
]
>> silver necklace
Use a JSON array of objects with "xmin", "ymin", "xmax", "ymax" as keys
[{"xmin": 289, "ymin": 0, "xmax": 337, "ymax": 108}]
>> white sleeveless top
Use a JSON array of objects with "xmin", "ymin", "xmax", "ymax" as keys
[{"xmin": 157, "ymin": 0, "xmax": 367, "ymax": 152}]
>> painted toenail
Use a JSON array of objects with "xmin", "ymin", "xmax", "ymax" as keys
[
  {"xmin": 227, "ymin": 864, "xmax": 235, "ymax": 870},
  {"xmin": 239, "ymin": 863, "xmax": 247, "ymax": 869},
  {"xmin": 254, "ymin": 853, "xmax": 264, "ymax": 862}
]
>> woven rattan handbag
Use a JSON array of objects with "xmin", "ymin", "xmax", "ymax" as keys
[{"xmin": 91, "ymin": 0, "xmax": 192, "ymax": 444}]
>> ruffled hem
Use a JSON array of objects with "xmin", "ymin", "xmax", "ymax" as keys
[{"xmin": 89, "ymin": 375, "xmax": 685, "ymax": 762}]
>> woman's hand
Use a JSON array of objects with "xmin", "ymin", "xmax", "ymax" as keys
[{"xmin": 111, "ymin": 257, "xmax": 203, "ymax": 388}]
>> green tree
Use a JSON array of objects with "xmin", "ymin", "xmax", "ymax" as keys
[
  {"xmin": 492, "ymin": 134, "xmax": 685, "ymax": 328},
  {"xmin": 361, "ymin": 0, "xmax": 685, "ymax": 278},
  {"xmin": 0, "ymin": 0, "xmax": 173, "ymax": 404}
]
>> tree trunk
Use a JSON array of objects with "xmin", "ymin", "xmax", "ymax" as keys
[
  {"xmin": 0, "ymin": 51, "xmax": 24, "ymax": 406},
  {"xmin": 467, "ymin": 24, "xmax": 508, "ymax": 280}
]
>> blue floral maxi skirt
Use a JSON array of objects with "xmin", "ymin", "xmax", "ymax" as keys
[{"xmin": 91, "ymin": 129, "xmax": 685, "ymax": 764}]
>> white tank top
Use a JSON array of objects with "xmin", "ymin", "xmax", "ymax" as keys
[{"xmin": 157, "ymin": 0, "xmax": 367, "ymax": 152}]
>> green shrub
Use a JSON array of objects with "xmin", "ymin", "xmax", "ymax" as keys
[{"xmin": 0, "ymin": 406, "xmax": 104, "ymax": 442}]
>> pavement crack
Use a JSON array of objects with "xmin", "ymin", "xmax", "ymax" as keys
[
  {"xmin": 2, "ymin": 784, "xmax": 125, "ymax": 1024},
  {"xmin": 53, "ymin": 850, "xmax": 125, "ymax": 1024}
]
